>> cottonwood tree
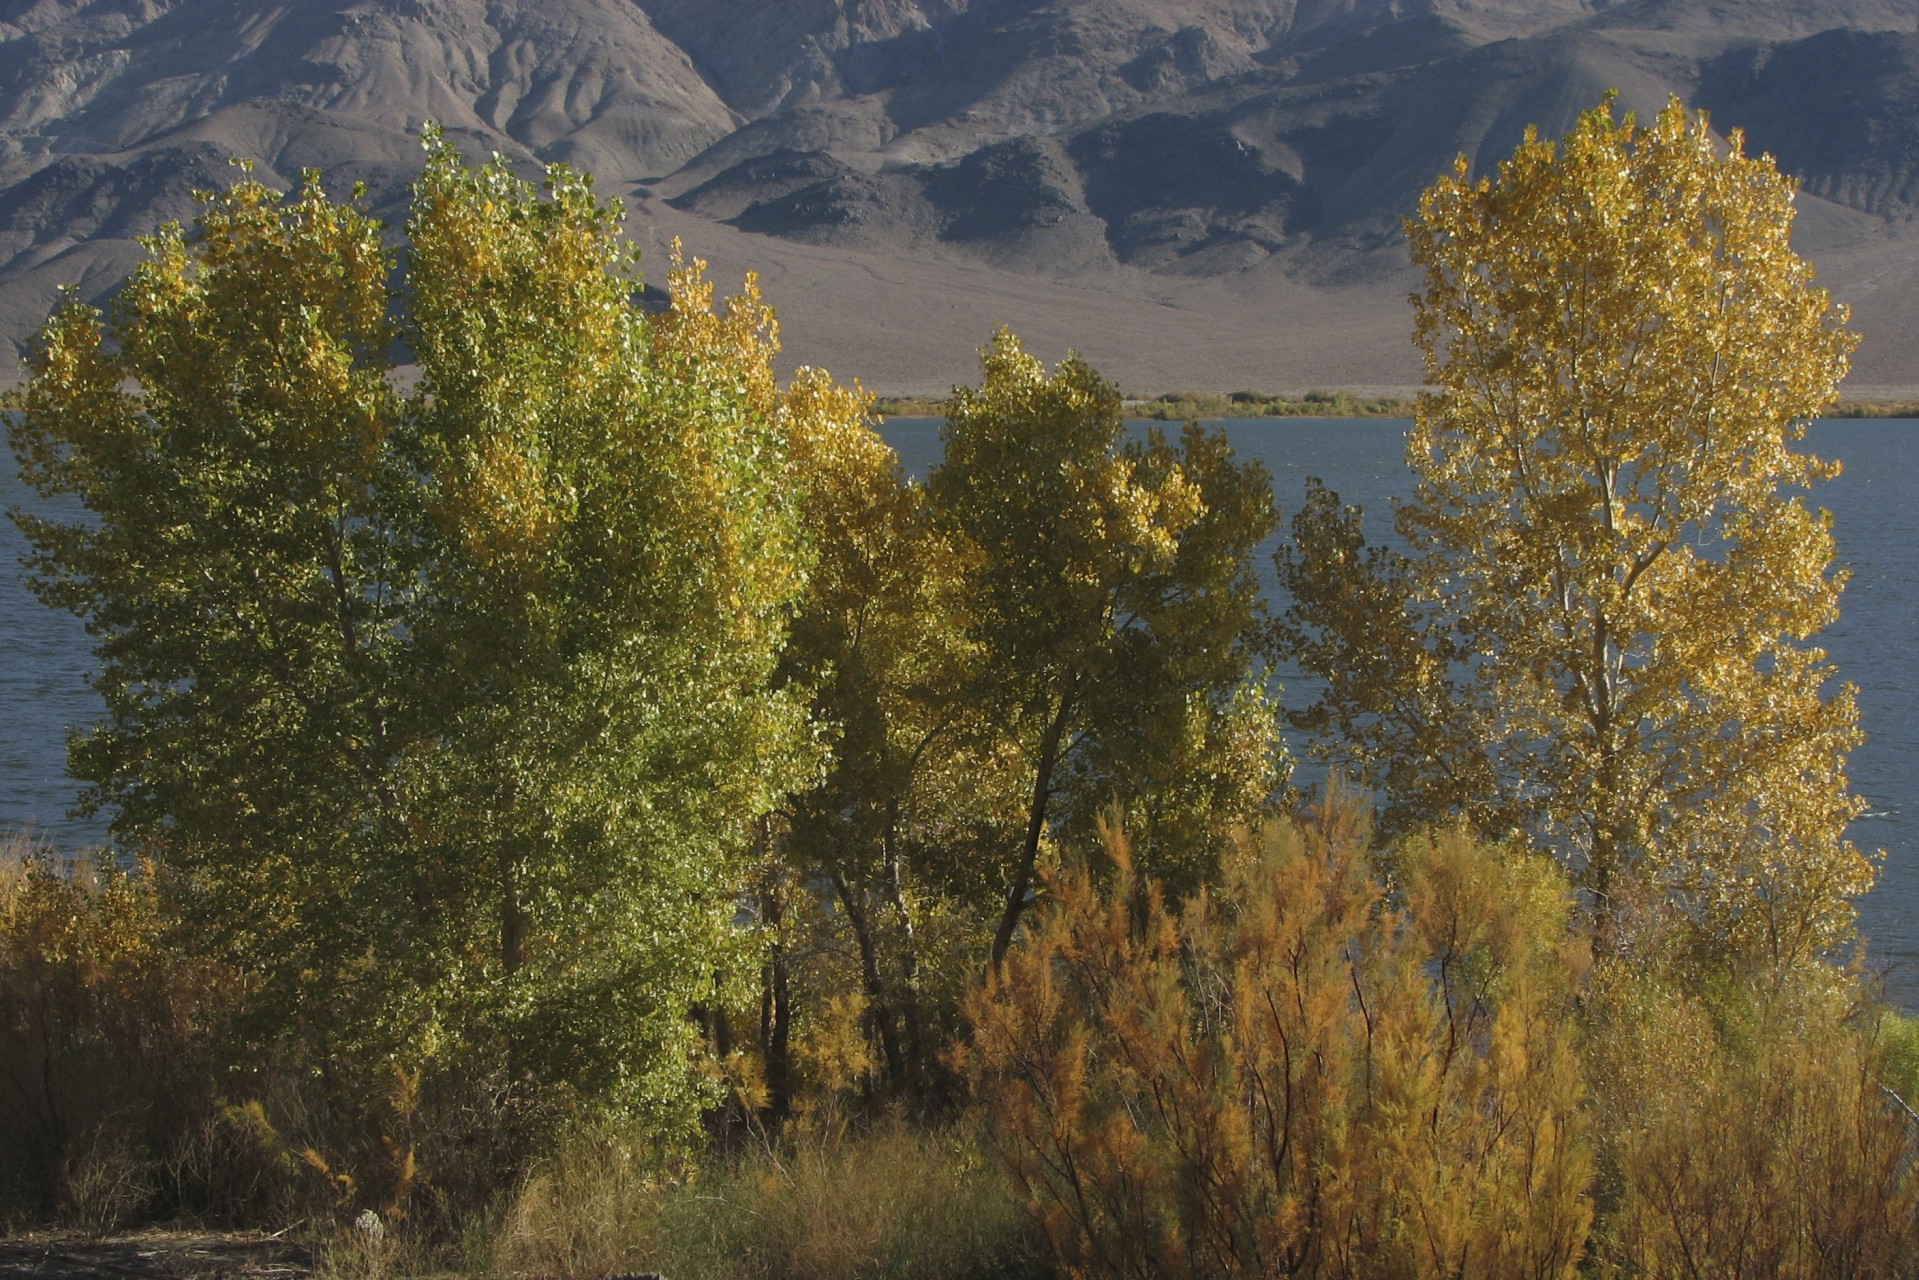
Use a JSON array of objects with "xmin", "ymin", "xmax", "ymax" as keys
[
  {"xmin": 396, "ymin": 140, "xmax": 815, "ymax": 1126},
  {"xmin": 772, "ymin": 370, "xmax": 1007, "ymax": 1104},
  {"xmin": 8, "ymin": 136, "xmax": 814, "ymax": 1144},
  {"xmin": 1275, "ymin": 97, "xmax": 1871, "ymax": 961},
  {"xmin": 9, "ymin": 168, "xmax": 415, "ymax": 1058},
  {"xmin": 931, "ymin": 331, "xmax": 1284, "ymax": 968}
]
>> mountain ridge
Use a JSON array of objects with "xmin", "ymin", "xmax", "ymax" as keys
[{"xmin": 0, "ymin": 0, "xmax": 1915, "ymax": 395}]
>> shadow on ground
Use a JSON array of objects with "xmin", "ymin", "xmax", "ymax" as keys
[{"xmin": 0, "ymin": 1234, "xmax": 311, "ymax": 1280}]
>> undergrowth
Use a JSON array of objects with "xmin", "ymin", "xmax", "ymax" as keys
[{"xmin": 490, "ymin": 1110, "xmax": 1047, "ymax": 1280}]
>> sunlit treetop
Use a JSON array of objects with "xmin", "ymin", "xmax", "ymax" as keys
[{"xmin": 1281, "ymin": 96, "xmax": 1869, "ymax": 963}]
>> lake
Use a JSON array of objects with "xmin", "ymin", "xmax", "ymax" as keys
[
  {"xmin": 5, "ymin": 418, "xmax": 1915, "ymax": 999},
  {"xmin": 887, "ymin": 417, "xmax": 1919, "ymax": 1001}
]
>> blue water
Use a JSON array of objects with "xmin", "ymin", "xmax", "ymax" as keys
[
  {"xmin": 1, "ymin": 472, "xmax": 92, "ymax": 850},
  {"xmin": 887, "ymin": 417, "xmax": 1919, "ymax": 1000},
  {"xmin": 5, "ymin": 418, "xmax": 1915, "ymax": 996}
]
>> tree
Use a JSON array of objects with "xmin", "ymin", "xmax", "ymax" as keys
[
  {"xmin": 1275, "ymin": 97, "xmax": 1872, "ymax": 961},
  {"xmin": 7, "ymin": 136, "xmax": 815, "ymax": 1149},
  {"xmin": 773, "ymin": 368, "xmax": 995, "ymax": 1103},
  {"xmin": 930, "ymin": 331, "xmax": 1284, "ymax": 968},
  {"xmin": 9, "ymin": 167, "xmax": 416, "ymax": 1058}
]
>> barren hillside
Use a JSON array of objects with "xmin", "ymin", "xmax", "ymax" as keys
[{"xmin": 1, "ymin": 0, "xmax": 1915, "ymax": 395}]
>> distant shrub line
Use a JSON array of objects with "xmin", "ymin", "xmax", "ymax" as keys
[
  {"xmin": 877, "ymin": 389, "xmax": 1415, "ymax": 419},
  {"xmin": 879, "ymin": 391, "xmax": 1919, "ymax": 420}
]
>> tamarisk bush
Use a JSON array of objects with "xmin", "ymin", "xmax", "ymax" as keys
[
  {"xmin": 1584, "ymin": 962, "xmax": 1919, "ymax": 1276},
  {"xmin": 965, "ymin": 797, "xmax": 1592, "ymax": 1279}
]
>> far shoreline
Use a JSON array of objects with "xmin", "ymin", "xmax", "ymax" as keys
[{"xmin": 876, "ymin": 391, "xmax": 1919, "ymax": 420}]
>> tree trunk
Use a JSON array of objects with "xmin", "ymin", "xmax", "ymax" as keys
[
  {"xmin": 501, "ymin": 863, "xmax": 528, "ymax": 976},
  {"xmin": 834, "ymin": 874, "xmax": 906, "ymax": 1093},
  {"xmin": 991, "ymin": 674, "xmax": 1078, "ymax": 970},
  {"xmin": 758, "ymin": 864, "xmax": 793, "ymax": 1125},
  {"xmin": 881, "ymin": 810, "xmax": 927, "ymax": 1094}
]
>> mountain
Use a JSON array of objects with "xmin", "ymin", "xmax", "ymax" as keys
[{"xmin": 0, "ymin": 0, "xmax": 1915, "ymax": 395}]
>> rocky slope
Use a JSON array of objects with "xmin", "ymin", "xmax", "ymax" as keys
[{"xmin": 0, "ymin": 0, "xmax": 1915, "ymax": 394}]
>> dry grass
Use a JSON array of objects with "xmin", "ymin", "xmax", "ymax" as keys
[{"xmin": 491, "ymin": 1110, "xmax": 1047, "ymax": 1280}]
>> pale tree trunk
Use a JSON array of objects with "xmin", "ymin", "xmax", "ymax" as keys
[
  {"xmin": 757, "ymin": 823, "xmax": 793, "ymax": 1124},
  {"xmin": 881, "ymin": 810, "xmax": 927, "ymax": 1093}
]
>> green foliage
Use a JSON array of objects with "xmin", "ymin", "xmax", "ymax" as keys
[
  {"xmin": 9, "ymin": 169, "xmax": 411, "ymax": 1051},
  {"xmin": 727, "ymin": 333, "xmax": 1292, "ymax": 1118},
  {"xmin": 931, "ymin": 330, "xmax": 1285, "ymax": 967},
  {"xmin": 394, "ymin": 148, "xmax": 815, "ymax": 1141},
  {"xmin": 1130, "ymin": 389, "xmax": 1412, "ymax": 420},
  {"xmin": 6, "ymin": 134, "xmax": 816, "ymax": 1167},
  {"xmin": 1275, "ymin": 96, "xmax": 1871, "ymax": 961},
  {"xmin": 1876, "ymin": 1008, "xmax": 1919, "ymax": 1106},
  {"xmin": 965, "ymin": 800, "xmax": 1593, "ymax": 1279}
]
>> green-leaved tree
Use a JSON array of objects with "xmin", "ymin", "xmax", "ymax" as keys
[
  {"xmin": 932, "ymin": 331, "xmax": 1285, "ymax": 967},
  {"xmin": 8, "ymin": 136, "xmax": 815, "ymax": 1150}
]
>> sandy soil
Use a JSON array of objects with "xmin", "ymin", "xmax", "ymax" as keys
[{"xmin": 615, "ymin": 190, "xmax": 1919, "ymax": 402}]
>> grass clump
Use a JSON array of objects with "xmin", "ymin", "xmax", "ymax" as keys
[{"xmin": 492, "ymin": 1111, "xmax": 1047, "ymax": 1280}]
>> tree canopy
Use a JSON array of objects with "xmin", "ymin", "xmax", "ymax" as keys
[
  {"xmin": 8, "ymin": 136, "xmax": 815, "ymax": 1141},
  {"xmin": 1275, "ymin": 96, "xmax": 1871, "ymax": 961},
  {"xmin": 931, "ymin": 331, "xmax": 1284, "ymax": 967}
]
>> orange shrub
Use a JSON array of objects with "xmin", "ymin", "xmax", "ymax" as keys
[{"xmin": 965, "ymin": 799, "xmax": 1592, "ymax": 1279}]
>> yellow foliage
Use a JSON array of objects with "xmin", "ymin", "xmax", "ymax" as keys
[
  {"xmin": 650, "ymin": 240, "xmax": 782, "ymax": 422},
  {"xmin": 1404, "ymin": 95, "xmax": 1870, "ymax": 959},
  {"xmin": 795, "ymin": 992, "xmax": 878, "ymax": 1101},
  {"xmin": 1283, "ymin": 95, "xmax": 1870, "ymax": 963}
]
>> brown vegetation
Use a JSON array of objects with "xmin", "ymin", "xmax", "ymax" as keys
[
  {"xmin": 8, "ymin": 813, "xmax": 1919, "ymax": 1278},
  {"xmin": 966, "ymin": 801, "xmax": 1919, "ymax": 1279},
  {"xmin": 966, "ymin": 801, "xmax": 1592, "ymax": 1279}
]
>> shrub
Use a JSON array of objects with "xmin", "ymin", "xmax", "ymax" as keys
[
  {"xmin": 965, "ymin": 800, "xmax": 1593, "ymax": 1279},
  {"xmin": 0, "ymin": 834, "xmax": 225, "ymax": 1226},
  {"xmin": 0, "ymin": 833, "xmax": 424, "ymax": 1232},
  {"xmin": 1584, "ymin": 962, "xmax": 1919, "ymax": 1277}
]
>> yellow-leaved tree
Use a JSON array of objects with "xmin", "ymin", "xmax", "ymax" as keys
[
  {"xmin": 1275, "ymin": 96, "xmax": 1871, "ymax": 962},
  {"xmin": 771, "ymin": 369, "xmax": 1013, "ymax": 1108}
]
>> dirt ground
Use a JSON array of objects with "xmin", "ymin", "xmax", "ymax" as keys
[{"xmin": 0, "ymin": 1233, "xmax": 312, "ymax": 1280}]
